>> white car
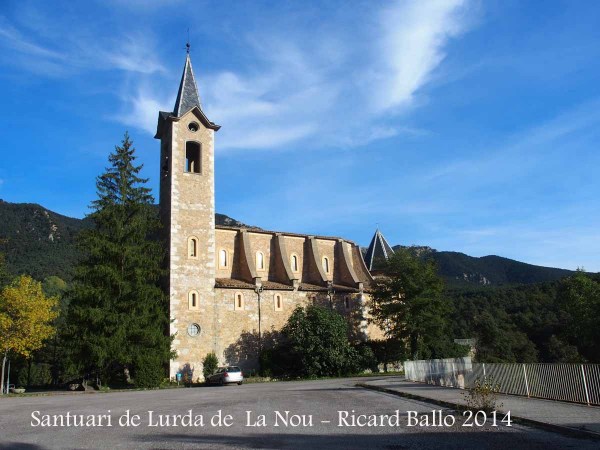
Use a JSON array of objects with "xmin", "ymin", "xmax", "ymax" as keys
[{"xmin": 206, "ymin": 366, "xmax": 244, "ymax": 385}]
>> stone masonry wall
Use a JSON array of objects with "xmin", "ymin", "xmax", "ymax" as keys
[{"xmin": 165, "ymin": 110, "xmax": 216, "ymax": 380}]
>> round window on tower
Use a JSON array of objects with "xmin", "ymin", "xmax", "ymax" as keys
[
  {"xmin": 187, "ymin": 323, "xmax": 201, "ymax": 337},
  {"xmin": 188, "ymin": 122, "xmax": 199, "ymax": 132}
]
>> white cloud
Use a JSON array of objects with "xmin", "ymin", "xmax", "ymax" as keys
[
  {"xmin": 219, "ymin": 124, "xmax": 318, "ymax": 150},
  {"xmin": 2, "ymin": 2, "xmax": 478, "ymax": 151},
  {"xmin": 0, "ymin": 17, "xmax": 65, "ymax": 60},
  {"xmin": 116, "ymin": 87, "xmax": 172, "ymax": 134},
  {"xmin": 420, "ymin": 97, "xmax": 600, "ymax": 186},
  {"xmin": 91, "ymin": 34, "xmax": 166, "ymax": 75},
  {"xmin": 434, "ymin": 223, "xmax": 600, "ymax": 272},
  {"xmin": 118, "ymin": 1, "xmax": 477, "ymax": 151},
  {"xmin": 0, "ymin": 15, "xmax": 165, "ymax": 76},
  {"xmin": 369, "ymin": 0, "xmax": 474, "ymax": 112}
]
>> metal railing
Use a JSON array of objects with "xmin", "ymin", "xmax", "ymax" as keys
[{"xmin": 404, "ymin": 357, "xmax": 600, "ymax": 406}]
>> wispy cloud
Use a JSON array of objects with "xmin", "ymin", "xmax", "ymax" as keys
[
  {"xmin": 89, "ymin": 34, "xmax": 166, "ymax": 75},
  {"xmin": 369, "ymin": 0, "xmax": 474, "ymax": 113},
  {"xmin": 433, "ymin": 222, "xmax": 600, "ymax": 272},
  {"xmin": 421, "ymin": 97, "xmax": 600, "ymax": 186},
  {"xmin": 1, "ymin": 1, "xmax": 478, "ymax": 150},
  {"xmin": 112, "ymin": 0, "xmax": 478, "ymax": 151},
  {"xmin": 0, "ymin": 15, "xmax": 165, "ymax": 77},
  {"xmin": 115, "ymin": 86, "xmax": 172, "ymax": 134},
  {"xmin": 0, "ymin": 17, "xmax": 64, "ymax": 60}
]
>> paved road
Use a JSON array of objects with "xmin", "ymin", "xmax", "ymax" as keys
[
  {"xmin": 364, "ymin": 377, "xmax": 600, "ymax": 435},
  {"xmin": 0, "ymin": 377, "xmax": 597, "ymax": 449}
]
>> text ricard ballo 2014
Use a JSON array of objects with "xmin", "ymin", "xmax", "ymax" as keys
[{"xmin": 30, "ymin": 409, "xmax": 512, "ymax": 429}]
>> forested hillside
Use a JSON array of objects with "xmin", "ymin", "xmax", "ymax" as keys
[
  {"xmin": 0, "ymin": 200, "xmax": 249, "ymax": 281},
  {"xmin": 447, "ymin": 272, "xmax": 600, "ymax": 363}
]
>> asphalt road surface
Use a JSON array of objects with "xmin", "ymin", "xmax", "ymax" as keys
[{"xmin": 0, "ymin": 377, "xmax": 596, "ymax": 449}]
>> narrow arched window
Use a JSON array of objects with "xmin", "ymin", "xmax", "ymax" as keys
[
  {"xmin": 185, "ymin": 142, "xmax": 201, "ymax": 173},
  {"xmin": 345, "ymin": 296, "xmax": 350, "ymax": 310},
  {"xmin": 188, "ymin": 237, "xmax": 198, "ymax": 259},
  {"xmin": 188, "ymin": 290, "xmax": 199, "ymax": 310},
  {"xmin": 256, "ymin": 252, "xmax": 265, "ymax": 270},
  {"xmin": 274, "ymin": 294, "xmax": 283, "ymax": 311},
  {"xmin": 234, "ymin": 292, "xmax": 244, "ymax": 310},
  {"xmin": 219, "ymin": 249, "xmax": 228, "ymax": 267},
  {"xmin": 291, "ymin": 254, "xmax": 298, "ymax": 272},
  {"xmin": 322, "ymin": 256, "xmax": 330, "ymax": 274}
]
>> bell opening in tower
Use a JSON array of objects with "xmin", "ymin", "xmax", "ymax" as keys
[{"xmin": 185, "ymin": 142, "xmax": 201, "ymax": 173}]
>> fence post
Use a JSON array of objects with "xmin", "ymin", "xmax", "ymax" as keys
[
  {"xmin": 482, "ymin": 363, "xmax": 486, "ymax": 380},
  {"xmin": 581, "ymin": 364, "xmax": 590, "ymax": 406},
  {"xmin": 451, "ymin": 361, "xmax": 456, "ymax": 387},
  {"xmin": 523, "ymin": 364, "xmax": 530, "ymax": 398}
]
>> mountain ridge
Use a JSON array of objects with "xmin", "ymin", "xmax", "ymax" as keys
[
  {"xmin": 0, "ymin": 200, "xmax": 579, "ymax": 286},
  {"xmin": 0, "ymin": 200, "xmax": 249, "ymax": 281},
  {"xmin": 393, "ymin": 245, "xmax": 575, "ymax": 287}
]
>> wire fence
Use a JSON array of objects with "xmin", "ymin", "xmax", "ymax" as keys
[{"xmin": 404, "ymin": 357, "xmax": 600, "ymax": 406}]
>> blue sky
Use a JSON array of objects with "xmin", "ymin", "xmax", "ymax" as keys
[{"xmin": 1, "ymin": 0, "xmax": 599, "ymax": 271}]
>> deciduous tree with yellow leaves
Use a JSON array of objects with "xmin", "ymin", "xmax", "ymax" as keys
[{"xmin": 0, "ymin": 275, "xmax": 58, "ymax": 394}]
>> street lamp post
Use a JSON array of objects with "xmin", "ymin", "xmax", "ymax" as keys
[
  {"xmin": 254, "ymin": 284, "xmax": 264, "ymax": 352},
  {"xmin": 326, "ymin": 280, "xmax": 335, "ymax": 309}
]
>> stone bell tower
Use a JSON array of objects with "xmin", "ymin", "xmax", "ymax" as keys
[{"xmin": 154, "ymin": 50, "xmax": 221, "ymax": 379}]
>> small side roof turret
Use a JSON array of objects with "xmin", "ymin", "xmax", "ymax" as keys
[{"xmin": 364, "ymin": 228, "xmax": 395, "ymax": 271}]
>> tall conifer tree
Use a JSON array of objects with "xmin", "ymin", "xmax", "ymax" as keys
[
  {"xmin": 66, "ymin": 133, "xmax": 171, "ymax": 386},
  {"xmin": 370, "ymin": 249, "xmax": 466, "ymax": 360}
]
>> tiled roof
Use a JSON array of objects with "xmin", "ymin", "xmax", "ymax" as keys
[
  {"xmin": 173, "ymin": 54, "xmax": 202, "ymax": 117},
  {"xmin": 364, "ymin": 228, "xmax": 395, "ymax": 271},
  {"xmin": 214, "ymin": 278, "xmax": 294, "ymax": 291},
  {"xmin": 298, "ymin": 283, "xmax": 360, "ymax": 293},
  {"xmin": 215, "ymin": 225, "xmax": 354, "ymax": 245},
  {"xmin": 262, "ymin": 281, "xmax": 294, "ymax": 290},
  {"xmin": 214, "ymin": 279, "xmax": 360, "ymax": 293},
  {"xmin": 215, "ymin": 278, "xmax": 254, "ymax": 289},
  {"xmin": 155, "ymin": 54, "xmax": 220, "ymax": 139}
]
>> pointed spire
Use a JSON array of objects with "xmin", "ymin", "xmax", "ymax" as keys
[
  {"xmin": 364, "ymin": 228, "xmax": 395, "ymax": 271},
  {"xmin": 173, "ymin": 53, "xmax": 202, "ymax": 117}
]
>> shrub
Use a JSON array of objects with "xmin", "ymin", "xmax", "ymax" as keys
[
  {"xmin": 269, "ymin": 305, "xmax": 363, "ymax": 378},
  {"xmin": 463, "ymin": 377, "xmax": 503, "ymax": 413},
  {"xmin": 202, "ymin": 352, "xmax": 219, "ymax": 380}
]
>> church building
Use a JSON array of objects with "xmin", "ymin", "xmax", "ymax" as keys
[{"xmin": 155, "ymin": 52, "xmax": 390, "ymax": 379}]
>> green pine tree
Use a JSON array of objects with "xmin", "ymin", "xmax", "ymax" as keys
[
  {"xmin": 370, "ymin": 249, "xmax": 467, "ymax": 360},
  {"xmin": 65, "ymin": 132, "xmax": 172, "ymax": 387}
]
